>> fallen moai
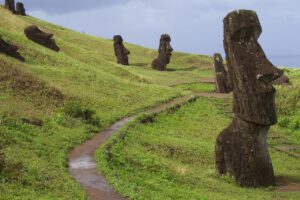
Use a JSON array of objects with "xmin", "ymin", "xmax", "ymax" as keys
[
  {"xmin": 152, "ymin": 34, "xmax": 173, "ymax": 71},
  {"xmin": 215, "ymin": 10, "xmax": 283, "ymax": 187},
  {"xmin": 24, "ymin": 25, "xmax": 60, "ymax": 52},
  {"xmin": 113, "ymin": 35, "xmax": 130, "ymax": 65},
  {"xmin": 0, "ymin": 36, "xmax": 24, "ymax": 61}
]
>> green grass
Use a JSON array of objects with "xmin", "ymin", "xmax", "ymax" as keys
[
  {"xmin": 0, "ymin": 6, "xmax": 214, "ymax": 200},
  {"xmin": 97, "ymin": 97, "xmax": 300, "ymax": 200}
]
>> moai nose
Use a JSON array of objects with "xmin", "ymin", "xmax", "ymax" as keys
[{"xmin": 256, "ymin": 57, "xmax": 283, "ymax": 83}]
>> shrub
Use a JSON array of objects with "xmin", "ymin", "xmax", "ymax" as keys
[{"xmin": 63, "ymin": 101, "xmax": 100, "ymax": 127}]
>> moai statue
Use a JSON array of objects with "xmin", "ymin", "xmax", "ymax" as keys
[
  {"xmin": 215, "ymin": 10, "xmax": 283, "ymax": 187},
  {"xmin": 16, "ymin": 2, "xmax": 26, "ymax": 16},
  {"xmin": 4, "ymin": 0, "xmax": 15, "ymax": 13},
  {"xmin": 152, "ymin": 34, "xmax": 173, "ymax": 71},
  {"xmin": 113, "ymin": 35, "xmax": 130, "ymax": 65},
  {"xmin": 213, "ymin": 53, "xmax": 231, "ymax": 93},
  {"xmin": 0, "ymin": 36, "xmax": 24, "ymax": 61},
  {"xmin": 24, "ymin": 25, "xmax": 60, "ymax": 52}
]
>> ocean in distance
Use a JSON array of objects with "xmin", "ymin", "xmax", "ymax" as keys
[{"xmin": 269, "ymin": 55, "xmax": 300, "ymax": 68}]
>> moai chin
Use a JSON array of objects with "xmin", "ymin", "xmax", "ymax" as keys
[
  {"xmin": 213, "ymin": 53, "xmax": 231, "ymax": 93},
  {"xmin": 5, "ymin": 0, "xmax": 15, "ymax": 13},
  {"xmin": 0, "ymin": 36, "xmax": 24, "ymax": 61},
  {"xmin": 215, "ymin": 10, "xmax": 283, "ymax": 187},
  {"xmin": 152, "ymin": 34, "xmax": 173, "ymax": 71},
  {"xmin": 113, "ymin": 35, "xmax": 130, "ymax": 65},
  {"xmin": 24, "ymin": 25, "xmax": 60, "ymax": 52},
  {"xmin": 16, "ymin": 2, "xmax": 26, "ymax": 16}
]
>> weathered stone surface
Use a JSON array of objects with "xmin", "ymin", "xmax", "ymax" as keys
[
  {"xmin": 272, "ymin": 74, "xmax": 290, "ymax": 85},
  {"xmin": 113, "ymin": 35, "xmax": 130, "ymax": 65},
  {"xmin": 4, "ymin": 0, "xmax": 15, "ymax": 13},
  {"xmin": 152, "ymin": 34, "xmax": 173, "ymax": 71},
  {"xmin": 213, "ymin": 53, "xmax": 231, "ymax": 93},
  {"xmin": 0, "ymin": 36, "xmax": 24, "ymax": 61},
  {"xmin": 24, "ymin": 25, "xmax": 60, "ymax": 52},
  {"xmin": 16, "ymin": 2, "xmax": 26, "ymax": 16},
  {"xmin": 216, "ymin": 10, "xmax": 283, "ymax": 187}
]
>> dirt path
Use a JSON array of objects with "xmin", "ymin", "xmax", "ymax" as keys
[{"xmin": 68, "ymin": 94, "xmax": 199, "ymax": 200}]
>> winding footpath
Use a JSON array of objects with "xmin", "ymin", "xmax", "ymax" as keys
[{"xmin": 68, "ymin": 94, "xmax": 207, "ymax": 200}]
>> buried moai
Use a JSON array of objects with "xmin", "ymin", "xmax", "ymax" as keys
[
  {"xmin": 24, "ymin": 25, "xmax": 60, "ymax": 52},
  {"xmin": 215, "ymin": 10, "xmax": 283, "ymax": 187},
  {"xmin": 4, "ymin": 0, "xmax": 15, "ymax": 13},
  {"xmin": 213, "ymin": 53, "xmax": 231, "ymax": 93},
  {"xmin": 16, "ymin": 2, "xmax": 26, "ymax": 16},
  {"xmin": 113, "ymin": 35, "xmax": 130, "ymax": 65},
  {"xmin": 0, "ymin": 36, "xmax": 24, "ymax": 61},
  {"xmin": 152, "ymin": 34, "xmax": 173, "ymax": 71}
]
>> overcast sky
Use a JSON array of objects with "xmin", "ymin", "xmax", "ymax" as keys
[{"xmin": 20, "ymin": 0, "xmax": 300, "ymax": 67}]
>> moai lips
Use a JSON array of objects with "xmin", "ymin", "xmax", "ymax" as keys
[
  {"xmin": 4, "ymin": 0, "xmax": 15, "ymax": 13},
  {"xmin": 113, "ymin": 35, "xmax": 130, "ymax": 65},
  {"xmin": 16, "ymin": 2, "xmax": 26, "ymax": 16},
  {"xmin": 216, "ymin": 10, "xmax": 282, "ymax": 187},
  {"xmin": 0, "ymin": 36, "xmax": 24, "ymax": 61},
  {"xmin": 24, "ymin": 25, "xmax": 60, "ymax": 52},
  {"xmin": 213, "ymin": 53, "xmax": 231, "ymax": 93},
  {"xmin": 152, "ymin": 34, "xmax": 173, "ymax": 71}
]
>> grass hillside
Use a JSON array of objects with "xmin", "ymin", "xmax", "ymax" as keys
[{"xmin": 0, "ymin": 7, "xmax": 213, "ymax": 199}]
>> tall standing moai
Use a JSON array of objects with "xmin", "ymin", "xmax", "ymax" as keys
[
  {"xmin": 152, "ymin": 34, "xmax": 173, "ymax": 71},
  {"xmin": 16, "ymin": 2, "xmax": 26, "ymax": 16},
  {"xmin": 4, "ymin": 0, "xmax": 15, "ymax": 13},
  {"xmin": 213, "ymin": 53, "xmax": 231, "ymax": 93},
  {"xmin": 215, "ymin": 10, "xmax": 283, "ymax": 187},
  {"xmin": 113, "ymin": 35, "xmax": 130, "ymax": 65}
]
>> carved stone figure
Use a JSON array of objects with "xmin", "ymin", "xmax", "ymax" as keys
[
  {"xmin": 24, "ymin": 25, "xmax": 60, "ymax": 52},
  {"xmin": 152, "ymin": 34, "xmax": 173, "ymax": 71},
  {"xmin": 113, "ymin": 35, "xmax": 130, "ymax": 65},
  {"xmin": 215, "ymin": 10, "xmax": 283, "ymax": 187},
  {"xmin": 16, "ymin": 2, "xmax": 26, "ymax": 16},
  {"xmin": 4, "ymin": 0, "xmax": 15, "ymax": 13},
  {"xmin": 213, "ymin": 53, "xmax": 231, "ymax": 93},
  {"xmin": 0, "ymin": 36, "xmax": 24, "ymax": 61}
]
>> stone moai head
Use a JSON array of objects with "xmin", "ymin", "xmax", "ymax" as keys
[
  {"xmin": 0, "ymin": 36, "xmax": 24, "ymax": 61},
  {"xmin": 24, "ymin": 25, "xmax": 60, "ymax": 52},
  {"xmin": 152, "ymin": 34, "xmax": 173, "ymax": 71},
  {"xmin": 213, "ymin": 53, "xmax": 227, "ymax": 75},
  {"xmin": 224, "ymin": 10, "xmax": 282, "ymax": 125},
  {"xmin": 113, "ymin": 35, "xmax": 130, "ymax": 65},
  {"xmin": 158, "ymin": 34, "xmax": 173, "ymax": 64},
  {"xmin": 16, "ymin": 2, "xmax": 26, "ymax": 16},
  {"xmin": 5, "ymin": 0, "xmax": 15, "ymax": 13}
]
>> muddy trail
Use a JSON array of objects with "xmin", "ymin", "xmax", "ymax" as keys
[{"xmin": 68, "ymin": 94, "xmax": 209, "ymax": 200}]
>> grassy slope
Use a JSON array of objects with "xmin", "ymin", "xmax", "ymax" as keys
[
  {"xmin": 97, "ymin": 94, "xmax": 300, "ymax": 200},
  {"xmin": 0, "ymin": 7, "xmax": 213, "ymax": 200}
]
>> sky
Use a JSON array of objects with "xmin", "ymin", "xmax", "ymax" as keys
[{"xmin": 20, "ymin": 0, "xmax": 300, "ymax": 67}]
